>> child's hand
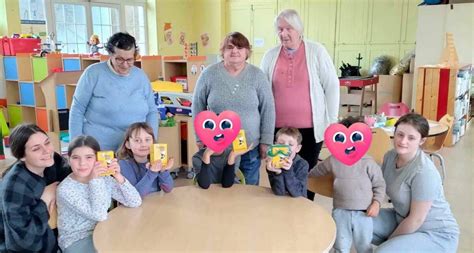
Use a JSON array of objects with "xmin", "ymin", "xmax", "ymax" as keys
[
  {"xmin": 280, "ymin": 157, "xmax": 293, "ymax": 171},
  {"xmin": 229, "ymin": 144, "xmax": 254, "ymax": 165},
  {"xmin": 40, "ymin": 182, "xmax": 58, "ymax": 212},
  {"xmin": 202, "ymin": 148, "xmax": 214, "ymax": 164},
  {"xmin": 90, "ymin": 161, "xmax": 108, "ymax": 179},
  {"xmin": 148, "ymin": 158, "xmax": 174, "ymax": 172},
  {"xmin": 259, "ymin": 144, "xmax": 269, "ymax": 159},
  {"xmin": 265, "ymin": 157, "xmax": 282, "ymax": 175},
  {"xmin": 109, "ymin": 159, "xmax": 125, "ymax": 184},
  {"xmin": 164, "ymin": 158, "xmax": 174, "ymax": 171},
  {"xmin": 366, "ymin": 200, "xmax": 380, "ymax": 217}
]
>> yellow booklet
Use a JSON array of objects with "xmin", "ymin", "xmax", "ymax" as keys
[
  {"xmin": 267, "ymin": 144, "xmax": 291, "ymax": 169},
  {"xmin": 150, "ymin": 143, "xmax": 168, "ymax": 166},
  {"xmin": 232, "ymin": 129, "xmax": 248, "ymax": 152},
  {"xmin": 97, "ymin": 151, "xmax": 115, "ymax": 176}
]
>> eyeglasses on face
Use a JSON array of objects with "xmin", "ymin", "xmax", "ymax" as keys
[{"xmin": 113, "ymin": 56, "xmax": 135, "ymax": 65}]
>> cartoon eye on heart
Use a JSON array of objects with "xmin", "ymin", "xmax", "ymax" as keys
[
  {"xmin": 194, "ymin": 110, "xmax": 241, "ymax": 153},
  {"xmin": 324, "ymin": 122, "xmax": 372, "ymax": 166}
]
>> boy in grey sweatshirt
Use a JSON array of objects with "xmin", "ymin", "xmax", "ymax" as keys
[{"xmin": 309, "ymin": 117, "xmax": 385, "ymax": 253}]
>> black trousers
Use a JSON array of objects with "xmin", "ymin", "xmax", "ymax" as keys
[{"xmin": 275, "ymin": 127, "xmax": 323, "ymax": 200}]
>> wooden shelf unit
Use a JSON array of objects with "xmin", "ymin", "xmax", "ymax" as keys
[
  {"xmin": 415, "ymin": 65, "xmax": 472, "ymax": 146},
  {"xmin": 162, "ymin": 56, "xmax": 207, "ymax": 92}
]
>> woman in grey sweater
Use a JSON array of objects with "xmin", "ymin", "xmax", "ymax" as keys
[{"xmin": 192, "ymin": 32, "xmax": 275, "ymax": 185}]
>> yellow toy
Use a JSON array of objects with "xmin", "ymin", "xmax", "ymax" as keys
[
  {"xmin": 150, "ymin": 144, "xmax": 168, "ymax": 166},
  {"xmin": 97, "ymin": 151, "xmax": 115, "ymax": 176},
  {"xmin": 267, "ymin": 145, "xmax": 291, "ymax": 169},
  {"xmin": 151, "ymin": 80, "xmax": 184, "ymax": 93},
  {"xmin": 232, "ymin": 130, "xmax": 248, "ymax": 152}
]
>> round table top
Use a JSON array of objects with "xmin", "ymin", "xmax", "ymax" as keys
[
  {"xmin": 383, "ymin": 119, "xmax": 448, "ymax": 138},
  {"xmin": 94, "ymin": 184, "xmax": 336, "ymax": 252}
]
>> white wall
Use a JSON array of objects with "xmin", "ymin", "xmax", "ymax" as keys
[{"xmin": 413, "ymin": 3, "xmax": 473, "ymax": 105}]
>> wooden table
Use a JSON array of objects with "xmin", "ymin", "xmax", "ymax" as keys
[
  {"xmin": 94, "ymin": 185, "xmax": 336, "ymax": 252},
  {"xmin": 382, "ymin": 119, "xmax": 449, "ymax": 138},
  {"xmin": 339, "ymin": 76, "xmax": 379, "ymax": 116}
]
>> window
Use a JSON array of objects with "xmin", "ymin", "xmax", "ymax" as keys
[
  {"xmin": 125, "ymin": 5, "xmax": 147, "ymax": 55},
  {"xmin": 91, "ymin": 4, "xmax": 120, "ymax": 53},
  {"xmin": 48, "ymin": 1, "xmax": 147, "ymax": 54},
  {"xmin": 20, "ymin": 0, "xmax": 46, "ymax": 23},
  {"xmin": 53, "ymin": 3, "xmax": 88, "ymax": 54}
]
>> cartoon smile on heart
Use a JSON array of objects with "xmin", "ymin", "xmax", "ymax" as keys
[
  {"xmin": 194, "ymin": 110, "xmax": 241, "ymax": 153},
  {"xmin": 324, "ymin": 122, "xmax": 372, "ymax": 166}
]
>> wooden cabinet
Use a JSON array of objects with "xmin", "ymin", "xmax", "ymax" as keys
[
  {"xmin": 226, "ymin": 1, "xmax": 278, "ymax": 66},
  {"xmin": 305, "ymin": 0, "xmax": 337, "ymax": 59},
  {"xmin": 336, "ymin": 0, "xmax": 370, "ymax": 45},
  {"xmin": 367, "ymin": 0, "xmax": 404, "ymax": 44},
  {"xmin": 162, "ymin": 56, "xmax": 207, "ymax": 93},
  {"xmin": 415, "ymin": 66, "xmax": 472, "ymax": 146}
]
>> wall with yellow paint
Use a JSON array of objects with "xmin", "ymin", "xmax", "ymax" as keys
[
  {"xmin": 191, "ymin": 0, "xmax": 225, "ymax": 57},
  {"xmin": 0, "ymin": 0, "xmax": 21, "ymax": 36},
  {"xmin": 147, "ymin": 0, "xmax": 225, "ymax": 57}
]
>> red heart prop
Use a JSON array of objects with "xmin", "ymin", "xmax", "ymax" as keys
[
  {"xmin": 324, "ymin": 122, "xmax": 372, "ymax": 166},
  {"xmin": 194, "ymin": 110, "xmax": 241, "ymax": 153}
]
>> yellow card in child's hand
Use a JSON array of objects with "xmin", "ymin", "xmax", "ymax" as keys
[
  {"xmin": 232, "ymin": 129, "xmax": 247, "ymax": 152},
  {"xmin": 267, "ymin": 145, "xmax": 291, "ymax": 169},
  {"xmin": 150, "ymin": 144, "xmax": 168, "ymax": 166},
  {"xmin": 97, "ymin": 151, "xmax": 115, "ymax": 176}
]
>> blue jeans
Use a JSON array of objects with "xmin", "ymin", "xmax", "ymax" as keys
[
  {"xmin": 332, "ymin": 208, "xmax": 373, "ymax": 253},
  {"xmin": 373, "ymin": 208, "xmax": 459, "ymax": 253},
  {"xmin": 63, "ymin": 235, "xmax": 96, "ymax": 253},
  {"xmin": 239, "ymin": 146, "xmax": 260, "ymax": 185}
]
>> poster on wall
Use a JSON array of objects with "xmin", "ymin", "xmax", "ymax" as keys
[
  {"xmin": 179, "ymin": 32, "xmax": 186, "ymax": 46},
  {"xmin": 164, "ymin": 23, "xmax": 173, "ymax": 45},
  {"xmin": 200, "ymin": 33, "xmax": 209, "ymax": 47}
]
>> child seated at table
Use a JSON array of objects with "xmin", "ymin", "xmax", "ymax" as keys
[
  {"xmin": 266, "ymin": 127, "xmax": 308, "ymax": 197},
  {"xmin": 117, "ymin": 122, "xmax": 174, "ymax": 197},
  {"xmin": 57, "ymin": 135, "xmax": 142, "ymax": 253},
  {"xmin": 193, "ymin": 143, "xmax": 253, "ymax": 189},
  {"xmin": 309, "ymin": 116, "xmax": 386, "ymax": 253}
]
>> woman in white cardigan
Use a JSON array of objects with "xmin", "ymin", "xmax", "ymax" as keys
[{"xmin": 260, "ymin": 9, "xmax": 339, "ymax": 200}]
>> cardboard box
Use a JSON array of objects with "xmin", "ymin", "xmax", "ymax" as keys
[
  {"xmin": 402, "ymin": 73, "xmax": 414, "ymax": 109},
  {"xmin": 377, "ymin": 75, "xmax": 402, "ymax": 112},
  {"xmin": 157, "ymin": 125, "xmax": 181, "ymax": 169}
]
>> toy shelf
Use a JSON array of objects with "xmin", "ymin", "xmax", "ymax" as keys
[{"xmin": 162, "ymin": 56, "xmax": 207, "ymax": 92}]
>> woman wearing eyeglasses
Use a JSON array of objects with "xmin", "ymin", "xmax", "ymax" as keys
[
  {"xmin": 192, "ymin": 32, "xmax": 275, "ymax": 186},
  {"xmin": 70, "ymin": 32, "xmax": 158, "ymax": 151}
]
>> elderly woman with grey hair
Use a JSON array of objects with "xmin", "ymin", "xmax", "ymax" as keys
[{"xmin": 260, "ymin": 9, "xmax": 339, "ymax": 200}]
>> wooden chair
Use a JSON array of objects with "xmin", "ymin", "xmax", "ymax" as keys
[
  {"xmin": 367, "ymin": 128, "xmax": 392, "ymax": 165},
  {"xmin": 307, "ymin": 174, "xmax": 334, "ymax": 198},
  {"xmin": 422, "ymin": 114, "xmax": 454, "ymax": 182},
  {"xmin": 378, "ymin": 102, "xmax": 410, "ymax": 117}
]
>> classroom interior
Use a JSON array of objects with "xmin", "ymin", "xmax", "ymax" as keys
[{"xmin": 0, "ymin": 0, "xmax": 473, "ymax": 252}]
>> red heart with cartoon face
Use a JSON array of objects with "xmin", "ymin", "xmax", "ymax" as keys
[
  {"xmin": 324, "ymin": 122, "xmax": 372, "ymax": 166},
  {"xmin": 194, "ymin": 110, "xmax": 241, "ymax": 153}
]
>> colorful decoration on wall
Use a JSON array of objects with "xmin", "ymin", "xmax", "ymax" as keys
[
  {"xmin": 164, "ymin": 23, "xmax": 173, "ymax": 45},
  {"xmin": 200, "ymin": 33, "xmax": 209, "ymax": 47}
]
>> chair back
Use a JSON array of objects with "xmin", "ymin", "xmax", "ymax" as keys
[
  {"xmin": 307, "ymin": 174, "xmax": 334, "ymax": 198},
  {"xmin": 422, "ymin": 114, "xmax": 454, "ymax": 152},
  {"xmin": 378, "ymin": 102, "xmax": 410, "ymax": 116},
  {"xmin": 367, "ymin": 128, "xmax": 392, "ymax": 165},
  {"xmin": 235, "ymin": 168, "xmax": 246, "ymax": 185}
]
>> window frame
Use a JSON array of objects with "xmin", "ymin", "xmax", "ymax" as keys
[{"xmin": 45, "ymin": 0, "xmax": 148, "ymax": 54}]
